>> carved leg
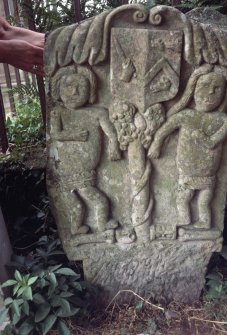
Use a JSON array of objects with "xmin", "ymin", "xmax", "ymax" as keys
[
  {"xmin": 177, "ymin": 188, "xmax": 194, "ymax": 226},
  {"xmin": 61, "ymin": 186, "xmax": 89, "ymax": 235},
  {"xmin": 77, "ymin": 186, "xmax": 117, "ymax": 232},
  {"xmin": 194, "ymin": 188, "xmax": 213, "ymax": 229}
]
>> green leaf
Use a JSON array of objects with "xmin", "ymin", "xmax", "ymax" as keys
[
  {"xmin": 22, "ymin": 286, "xmax": 33, "ymax": 300},
  {"xmin": 70, "ymin": 281, "xmax": 82, "ymax": 291},
  {"xmin": 33, "ymin": 293, "xmax": 46, "ymax": 304},
  {"xmin": 55, "ymin": 268, "xmax": 78, "ymax": 276},
  {"xmin": 56, "ymin": 306, "xmax": 80, "ymax": 318},
  {"xmin": 57, "ymin": 320, "xmax": 71, "ymax": 335},
  {"xmin": 19, "ymin": 320, "xmax": 34, "ymax": 335},
  {"xmin": 35, "ymin": 303, "xmax": 51, "ymax": 323},
  {"xmin": 1, "ymin": 279, "xmax": 17, "ymax": 288},
  {"xmin": 59, "ymin": 298, "xmax": 71, "ymax": 314},
  {"xmin": 47, "ymin": 273, "xmax": 57, "ymax": 286},
  {"xmin": 12, "ymin": 311, "xmax": 21, "ymax": 325},
  {"xmin": 28, "ymin": 276, "xmax": 38, "ymax": 286},
  {"xmin": 40, "ymin": 314, "xmax": 57, "ymax": 335},
  {"xmin": 17, "ymin": 286, "xmax": 27, "ymax": 297},
  {"xmin": 12, "ymin": 300, "xmax": 20, "ymax": 317},
  {"xmin": 15, "ymin": 270, "xmax": 22, "ymax": 282},
  {"xmin": 13, "ymin": 283, "xmax": 21, "ymax": 296},
  {"xmin": 60, "ymin": 292, "xmax": 74, "ymax": 298},
  {"xmin": 22, "ymin": 301, "xmax": 30, "ymax": 316},
  {"xmin": 0, "ymin": 308, "xmax": 8, "ymax": 324},
  {"xmin": 4, "ymin": 297, "xmax": 13, "ymax": 306},
  {"xmin": 50, "ymin": 296, "xmax": 61, "ymax": 307},
  {"xmin": 48, "ymin": 264, "xmax": 62, "ymax": 272}
]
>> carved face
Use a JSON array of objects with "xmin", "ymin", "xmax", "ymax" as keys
[
  {"xmin": 194, "ymin": 73, "xmax": 226, "ymax": 112},
  {"xmin": 60, "ymin": 74, "xmax": 90, "ymax": 109}
]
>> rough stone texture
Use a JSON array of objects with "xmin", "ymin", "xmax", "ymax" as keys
[{"xmin": 45, "ymin": 5, "xmax": 227, "ymax": 304}]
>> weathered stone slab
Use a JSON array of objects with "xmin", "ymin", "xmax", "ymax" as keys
[{"xmin": 45, "ymin": 5, "xmax": 227, "ymax": 304}]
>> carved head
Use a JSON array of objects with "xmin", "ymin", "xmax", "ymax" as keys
[
  {"xmin": 194, "ymin": 72, "xmax": 226, "ymax": 113},
  {"xmin": 51, "ymin": 65, "xmax": 97, "ymax": 109},
  {"xmin": 168, "ymin": 64, "xmax": 227, "ymax": 117}
]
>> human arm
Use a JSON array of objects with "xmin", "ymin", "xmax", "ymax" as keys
[
  {"xmin": 50, "ymin": 108, "xmax": 88, "ymax": 142},
  {"xmin": 0, "ymin": 16, "xmax": 44, "ymax": 75},
  {"xmin": 193, "ymin": 120, "xmax": 227, "ymax": 149},
  {"xmin": 96, "ymin": 107, "xmax": 121, "ymax": 161}
]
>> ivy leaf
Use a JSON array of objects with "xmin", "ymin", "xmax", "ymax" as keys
[
  {"xmin": 35, "ymin": 303, "xmax": 51, "ymax": 323},
  {"xmin": 55, "ymin": 268, "xmax": 78, "ymax": 276},
  {"xmin": 40, "ymin": 314, "xmax": 57, "ymax": 335},
  {"xmin": 57, "ymin": 320, "xmax": 71, "ymax": 335}
]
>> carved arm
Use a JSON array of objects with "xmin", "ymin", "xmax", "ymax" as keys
[
  {"xmin": 148, "ymin": 113, "xmax": 182, "ymax": 159},
  {"xmin": 193, "ymin": 120, "xmax": 227, "ymax": 149}
]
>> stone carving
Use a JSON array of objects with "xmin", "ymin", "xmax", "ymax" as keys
[
  {"xmin": 148, "ymin": 65, "xmax": 227, "ymax": 236},
  {"xmin": 48, "ymin": 64, "xmax": 120, "ymax": 238},
  {"xmin": 45, "ymin": 5, "xmax": 227, "ymax": 304}
]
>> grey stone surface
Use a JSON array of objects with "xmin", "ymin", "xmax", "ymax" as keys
[{"xmin": 45, "ymin": 5, "xmax": 227, "ymax": 304}]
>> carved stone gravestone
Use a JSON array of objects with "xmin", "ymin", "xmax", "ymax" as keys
[{"xmin": 45, "ymin": 5, "xmax": 227, "ymax": 303}]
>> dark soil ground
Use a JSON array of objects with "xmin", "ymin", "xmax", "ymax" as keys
[{"xmin": 49, "ymin": 296, "xmax": 227, "ymax": 334}]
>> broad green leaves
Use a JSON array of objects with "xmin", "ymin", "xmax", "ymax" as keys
[{"xmin": 1, "ymin": 265, "xmax": 84, "ymax": 334}]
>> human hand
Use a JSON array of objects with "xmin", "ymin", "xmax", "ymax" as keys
[{"xmin": 0, "ymin": 39, "xmax": 44, "ymax": 76}]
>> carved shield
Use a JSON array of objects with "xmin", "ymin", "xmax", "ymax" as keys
[{"xmin": 111, "ymin": 28, "xmax": 182, "ymax": 112}]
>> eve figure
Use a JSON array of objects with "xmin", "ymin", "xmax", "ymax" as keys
[
  {"xmin": 148, "ymin": 65, "xmax": 227, "ymax": 229},
  {"xmin": 49, "ymin": 65, "xmax": 120, "ymax": 235}
]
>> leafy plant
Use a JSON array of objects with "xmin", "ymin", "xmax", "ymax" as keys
[
  {"xmin": 6, "ymin": 97, "xmax": 44, "ymax": 147},
  {"xmin": 1, "ymin": 266, "xmax": 85, "ymax": 334},
  {"xmin": 204, "ymin": 271, "xmax": 227, "ymax": 302}
]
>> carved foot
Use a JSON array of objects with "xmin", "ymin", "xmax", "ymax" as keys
[
  {"xmin": 71, "ymin": 229, "xmax": 115, "ymax": 247},
  {"xmin": 98, "ymin": 219, "xmax": 119, "ymax": 232},
  {"xmin": 178, "ymin": 227, "xmax": 221, "ymax": 241},
  {"xmin": 72, "ymin": 225, "xmax": 89, "ymax": 235},
  {"xmin": 106, "ymin": 219, "xmax": 119, "ymax": 230},
  {"xmin": 193, "ymin": 220, "xmax": 210, "ymax": 229},
  {"xmin": 116, "ymin": 227, "xmax": 136, "ymax": 244}
]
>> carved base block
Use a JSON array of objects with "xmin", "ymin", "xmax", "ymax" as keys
[{"xmin": 76, "ymin": 238, "xmax": 222, "ymax": 305}]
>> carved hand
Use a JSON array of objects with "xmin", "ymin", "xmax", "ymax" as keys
[
  {"xmin": 192, "ymin": 129, "xmax": 212, "ymax": 149},
  {"xmin": 147, "ymin": 141, "xmax": 161, "ymax": 159},
  {"xmin": 108, "ymin": 142, "xmax": 121, "ymax": 161},
  {"xmin": 52, "ymin": 129, "xmax": 89, "ymax": 142}
]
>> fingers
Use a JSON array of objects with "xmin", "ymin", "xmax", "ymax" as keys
[{"xmin": 30, "ymin": 64, "xmax": 45, "ymax": 77}]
